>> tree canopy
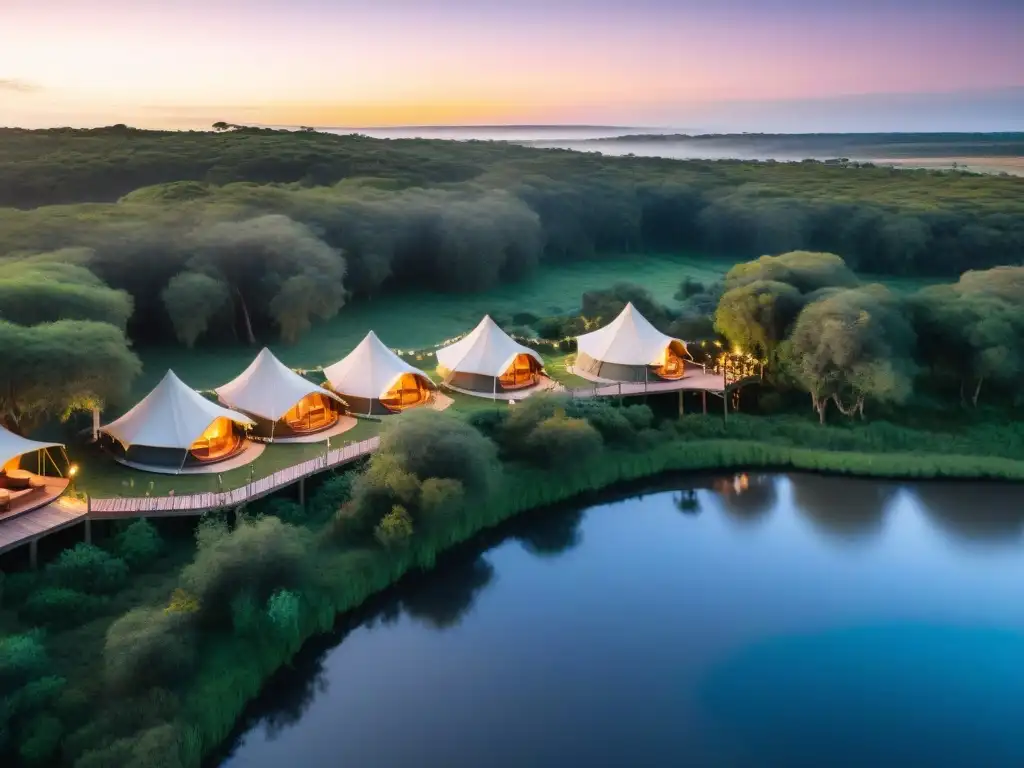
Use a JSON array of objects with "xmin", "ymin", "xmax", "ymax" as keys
[{"xmin": 782, "ymin": 285, "xmax": 917, "ymax": 422}]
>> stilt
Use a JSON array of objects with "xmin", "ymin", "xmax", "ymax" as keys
[
  {"xmin": 678, "ymin": 390, "xmax": 684, "ymax": 417},
  {"xmin": 298, "ymin": 477, "xmax": 306, "ymax": 508},
  {"xmin": 84, "ymin": 518, "xmax": 92, "ymax": 545},
  {"xmin": 29, "ymin": 539, "xmax": 38, "ymax": 569},
  {"xmin": 723, "ymin": 387, "xmax": 729, "ymax": 422},
  {"xmin": 92, "ymin": 407, "xmax": 101, "ymax": 442},
  {"xmin": 702, "ymin": 390, "xmax": 707, "ymax": 415}
]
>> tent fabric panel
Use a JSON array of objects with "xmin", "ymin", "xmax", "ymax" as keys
[
  {"xmin": 323, "ymin": 331, "xmax": 430, "ymax": 400},
  {"xmin": 102, "ymin": 370, "xmax": 254, "ymax": 451},
  {"xmin": 215, "ymin": 347, "xmax": 343, "ymax": 422},
  {"xmin": 435, "ymin": 316, "xmax": 544, "ymax": 377},
  {"xmin": 576, "ymin": 302, "xmax": 687, "ymax": 367},
  {"xmin": 0, "ymin": 426, "xmax": 64, "ymax": 470},
  {"xmin": 576, "ymin": 352, "xmax": 650, "ymax": 383}
]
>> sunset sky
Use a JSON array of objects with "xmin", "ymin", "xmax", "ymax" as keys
[{"xmin": 2, "ymin": 0, "xmax": 1022, "ymax": 130}]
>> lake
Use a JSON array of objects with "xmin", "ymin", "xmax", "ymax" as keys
[{"xmin": 220, "ymin": 474, "xmax": 1024, "ymax": 768}]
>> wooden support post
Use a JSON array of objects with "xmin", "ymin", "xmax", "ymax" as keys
[
  {"xmin": 723, "ymin": 386, "xmax": 729, "ymax": 422},
  {"xmin": 298, "ymin": 477, "xmax": 306, "ymax": 508},
  {"xmin": 29, "ymin": 538, "xmax": 38, "ymax": 569},
  {"xmin": 84, "ymin": 517, "xmax": 92, "ymax": 545},
  {"xmin": 92, "ymin": 407, "xmax": 101, "ymax": 442},
  {"xmin": 702, "ymin": 390, "xmax": 707, "ymax": 415},
  {"xmin": 678, "ymin": 390, "xmax": 684, "ymax": 417}
]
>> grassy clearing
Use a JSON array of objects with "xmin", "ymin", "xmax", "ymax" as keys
[{"xmin": 131, "ymin": 252, "xmax": 730, "ymax": 397}]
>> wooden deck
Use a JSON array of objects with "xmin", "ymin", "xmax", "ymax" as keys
[
  {"xmin": 566, "ymin": 365, "xmax": 728, "ymax": 396},
  {"xmin": 0, "ymin": 497, "xmax": 87, "ymax": 555},
  {"xmin": 88, "ymin": 437, "xmax": 379, "ymax": 519},
  {"xmin": 0, "ymin": 477, "xmax": 71, "ymax": 522}
]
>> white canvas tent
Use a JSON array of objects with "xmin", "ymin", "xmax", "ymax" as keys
[
  {"xmin": 0, "ymin": 425, "xmax": 64, "ymax": 471},
  {"xmin": 102, "ymin": 370, "xmax": 254, "ymax": 451},
  {"xmin": 323, "ymin": 331, "xmax": 434, "ymax": 415},
  {"xmin": 436, "ymin": 316, "xmax": 543, "ymax": 378},
  {"xmin": 436, "ymin": 316, "xmax": 544, "ymax": 395},
  {"xmin": 216, "ymin": 348, "xmax": 344, "ymax": 421},
  {"xmin": 576, "ymin": 302, "xmax": 688, "ymax": 382}
]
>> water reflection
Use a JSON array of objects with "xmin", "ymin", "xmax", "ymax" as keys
[
  {"xmin": 400, "ymin": 555, "xmax": 495, "ymax": 630},
  {"xmin": 715, "ymin": 473, "xmax": 776, "ymax": 524},
  {"xmin": 789, "ymin": 474, "xmax": 897, "ymax": 542},
  {"xmin": 672, "ymin": 489, "xmax": 701, "ymax": 515},
  {"xmin": 514, "ymin": 507, "xmax": 586, "ymax": 556},
  {"xmin": 911, "ymin": 483, "xmax": 1024, "ymax": 543}
]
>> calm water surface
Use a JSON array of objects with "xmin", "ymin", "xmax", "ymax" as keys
[{"xmin": 221, "ymin": 475, "xmax": 1024, "ymax": 768}]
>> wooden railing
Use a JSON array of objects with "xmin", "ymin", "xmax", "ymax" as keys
[{"xmin": 89, "ymin": 437, "xmax": 379, "ymax": 518}]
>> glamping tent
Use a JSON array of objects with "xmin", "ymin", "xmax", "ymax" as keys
[
  {"xmin": 323, "ymin": 331, "xmax": 435, "ymax": 415},
  {"xmin": 215, "ymin": 348, "xmax": 346, "ymax": 440},
  {"xmin": 0, "ymin": 426, "xmax": 70, "ymax": 514},
  {"xmin": 575, "ymin": 302, "xmax": 689, "ymax": 382},
  {"xmin": 100, "ymin": 370, "xmax": 255, "ymax": 470},
  {"xmin": 436, "ymin": 316, "xmax": 545, "ymax": 395}
]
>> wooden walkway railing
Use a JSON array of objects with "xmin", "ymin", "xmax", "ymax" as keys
[{"xmin": 89, "ymin": 437, "xmax": 379, "ymax": 518}]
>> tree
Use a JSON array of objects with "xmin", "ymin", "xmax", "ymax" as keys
[
  {"xmin": 782, "ymin": 286, "xmax": 916, "ymax": 423},
  {"xmin": 0, "ymin": 257, "xmax": 133, "ymax": 330},
  {"xmin": 185, "ymin": 214, "xmax": 347, "ymax": 344},
  {"xmin": 724, "ymin": 251, "xmax": 859, "ymax": 294},
  {"xmin": 375, "ymin": 505, "xmax": 414, "ymax": 548},
  {"xmin": 913, "ymin": 270, "xmax": 1024, "ymax": 405},
  {"xmin": 0, "ymin": 319, "xmax": 141, "ymax": 434},
  {"xmin": 714, "ymin": 279, "xmax": 803, "ymax": 365},
  {"xmin": 161, "ymin": 270, "xmax": 230, "ymax": 347}
]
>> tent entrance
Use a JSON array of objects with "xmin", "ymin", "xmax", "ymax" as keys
[
  {"xmin": 653, "ymin": 344, "xmax": 687, "ymax": 380},
  {"xmin": 282, "ymin": 393, "xmax": 338, "ymax": 434},
  {"xmin": 499, "ymin": 354, "xmax": 542, "ymax": 390},
  {"xmin": 381, "ymin": 374, "xmax": 431, "ymax": 412},
  {"xmin": 189, "ymin": 417, "xmax": 244, "ymax": 462}
]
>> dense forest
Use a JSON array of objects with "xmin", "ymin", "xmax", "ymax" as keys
[{"xmin": 0, "ymin": 126, "xmax": 1022, "ymax": 426}]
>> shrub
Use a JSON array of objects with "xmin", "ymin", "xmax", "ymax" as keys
[
  {"xmin": 378, "ymin": 409, "xmax": 497, "ymax": 495},
  {"xmin": 0, "ymin": 631, "xmax": 48, "ymax": 687},
  {"xmin": 266, "ymin": 589, "xmax": 301, "ymax": 644},
  {"xmin": 75, "ymin": 723, "xmax": 185, "ymax": 768},
  {"xmin": 230, "ymin": 592, "xmax": 262, "ymax": 636},
  {"xmin": 419, "ymin": 477, "xmax": 465, "ymax": 519},
  {"xmin": 375, "ymin": 505, "xmax": 414, "ymax": 548},
  {"xmin": 46, "ymin": 543, "xmax": 128, "ymax": 594},
  {"xmin": 347, "ymin": 453, "xmax": 421, "ymax": 536},
  {"xmin": 181, "ymin": 516, "xmax": 310, "ymax": 622},
  {"xmin": 307, "ymin": 472, "xmax": 354, "ymax": 523},
  {"xmin": 115, "ymin": 519, "xmax": 164, "ymax": 569},
  {"xmin": 467, "ymin": 408, "xmax": 507, "ymax": 439},
  {"xmin": 18, "ymin": 714, "xmax": 63, "ymax": 767},
  {"xmin": 21, "ymin": 587, "xmax": 105, "ymax": 628},
  {"xmin": 262, "ymin": 497, "xmax": 306, "ymax": 525},
  {"xmin": 524, "ymin": 416, "xmax": 604, "ymax": 469},
  {"xmin": 104, "ymin": 606, "xmax": 196, "ymax": 693}
]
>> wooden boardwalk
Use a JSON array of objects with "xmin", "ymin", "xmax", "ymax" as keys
[
  {"xmin": 1, "ymin": 369, "xmax": 759, "ymax": 557},
  {"xmin": 0, "ymin": 500, "xmax": 88, "ymax": 556},
  {"xmin": 89, "ymin": 437, "xmax": 379, "ymax": 519}
]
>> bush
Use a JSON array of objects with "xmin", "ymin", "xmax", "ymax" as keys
[
  {"xmin": 181, "ymin": 516, "xmax": 310, "ymax": 622},
  {"xmin": 419, "ymin": 477, "xmax": 465, "ymax": 519},
  {"xmin": 524, "ymin": 416, "xmax": 604, "ymax": 469},
  {"xmin": 75, "ymin": 723, "xmax": 185, "ymax": 768},
  {"xmin": 115, "ymin": 519, "xmax": 164, "ymax": 569},
  {"xmin": 467, "ymin": 409, "xmax": 507, "ymax": 439},
  {"xmin": 18, "ymin": 714, "xmax": 63, "ymax": 767},
  {"xmin": 307, "ymin": 472, "xmax": 354, "ymax": 523},
  {"xmin": 0, "ymin": 631, "xmax": 48, "ymax": 687},
  {"xmin": 21, "ymin": 587, "xmax": 105, "ymax": 628},
  {"xmin": 104, "ymin": 606, "xmax": 196, "ymax": 693},
  {"xmin": 262, "ymin": 497, "xmax": 306, "ymax": 525},
  {"xmin": 46, "ymin": 543, "xmax": 128, "ymax": 594},
  {"xmin": 375, "ymin": 505, "xmax": 414, "ymax": 548},
  {"xmin": 266, "ymin": 589, "xmax": 302, "ymax": 645},
  {"xmin": 378, "ymin": 409, "xmax": 497, "ymax": 495}
]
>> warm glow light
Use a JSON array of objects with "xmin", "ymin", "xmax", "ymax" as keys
[{"xmin": 69, "ymin": 464, "xmax": 79, "ymax": 477}]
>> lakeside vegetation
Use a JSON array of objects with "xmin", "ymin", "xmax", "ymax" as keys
[{"xmin": 2, "ymin": 127, "xmax": 1024, "ymax": 766}]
